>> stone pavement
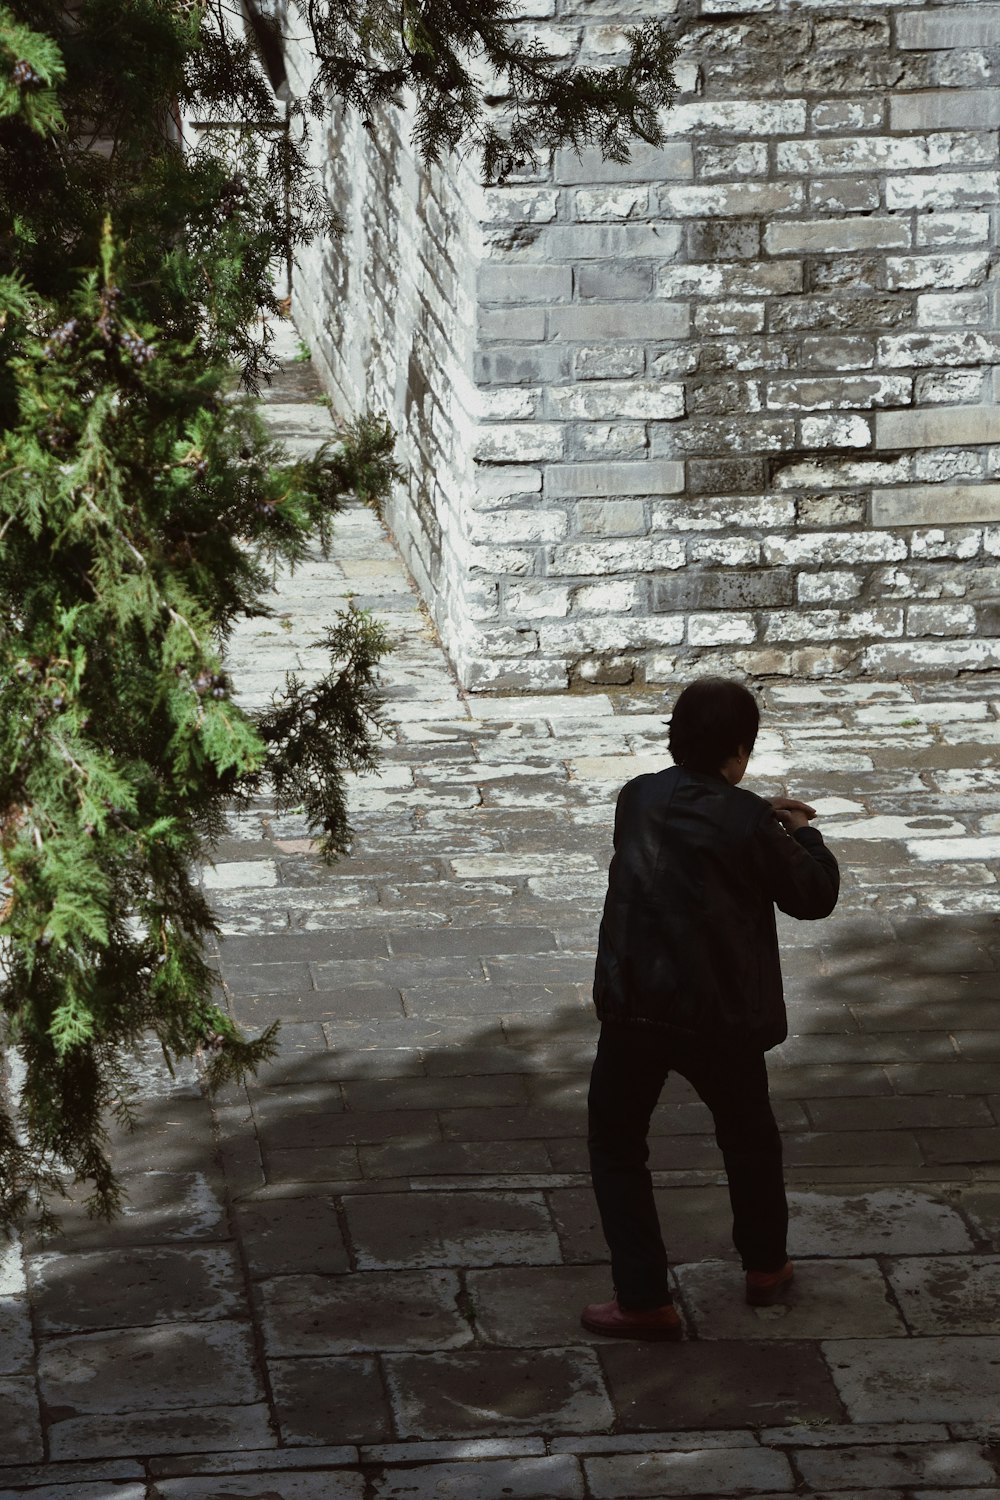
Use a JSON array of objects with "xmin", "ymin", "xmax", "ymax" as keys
[{"xmin": 1, "ymin": 333, "xmax": 1000, "ymax": 1496}]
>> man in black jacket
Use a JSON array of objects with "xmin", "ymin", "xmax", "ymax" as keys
[{"xmin": 582, "ymin": 677, "xmax": 839, "ymax": 1340}]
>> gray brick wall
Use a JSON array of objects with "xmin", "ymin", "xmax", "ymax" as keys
[{"xmin": 287, "ymin": 0, "xmax": 1000, "ymax": 690}]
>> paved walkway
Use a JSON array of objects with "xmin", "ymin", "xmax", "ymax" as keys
[{"xmin": 2, "ymin": 331, "xmax": 1000, "ymax": 1496}]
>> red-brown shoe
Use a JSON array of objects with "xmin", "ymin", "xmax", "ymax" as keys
[
  {"xmin": 746, "ymin": 1260, "xmax": 794, "ymax": 1306},
  {"xmin": 581, "ymin": 1297, "xmax": 683, "ymax": 1341}
]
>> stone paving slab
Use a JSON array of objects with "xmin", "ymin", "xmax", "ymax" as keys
[{"xmin": 3, "ymin": 331, "xmax": 1000, "ymax": 1492}]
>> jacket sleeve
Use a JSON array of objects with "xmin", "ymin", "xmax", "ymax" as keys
[{"xmin": 756, "ymin": 812, "xmax": 840, "ymax": 920}]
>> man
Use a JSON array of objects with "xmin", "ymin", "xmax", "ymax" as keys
[{"xmin": 582, "ymin": 677, "xmax": 839, "ymax": 1340}]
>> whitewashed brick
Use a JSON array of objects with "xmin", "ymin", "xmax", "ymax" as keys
[
  {"xmin": 474, "ymin": 425, "xmax": 563, "ymax": 463},
  {"xmin": 653, "ymin": 497, "xmax": 796, "ymax": 532},
  {"xmin": 467, "ymin": 510, "xmax": 567, "ymax": 545},
  {"xmin": 778, "ymin": 133, "xmax": 996, "ymax": 176},
  {"xmin": 551, "ymin": 540, "xmax": 685, "ymax": 576},
  {"xmin": 914, "ymin": 449, "xmax": 984, "ymax": 483},
  {"xmin": 574, "ymin": 423, "xmax": 647, "ymax": 459},
  {"xmin": 698, "ymin": 143, "xmax": 768, "ymax": 180},
  {"xmin": 773, "ymin": 457, "xmax": 911, "ymax": 490},
  {"xmin": 879, "ymin": 332, "xmax": 999, "ymax": 370},
  {"xmin": 661, "ymin": 182, "xmax": 804, "ymax": 218},
  {"xmin": 540, "ymin": 223, "xmax": 684, "ymax": 262},
  {"xmin": 906, "ymin": 603, "xmax": 977, "ymax": 636},
  {"xmin": 690, "ymin": 538, "xmax": 761, "ymax": 566},
  {"xmin": 800, "ymin": 414, "xmax": 872, "ymax": 448},
  {"xmin": 798, "ymin": 572, "xmax": 863, "ymax": 603},
  {"xmin": 574, "ymin": 346, "xmax": 644, "ymax": 380},
  {"xmin": 480, "ymin": 188, "xmax": 560, "ymax": 225},
  {"xmin": 914, "ymin": 370, "xmax": 985, "ymax": 405},
  {"xmin": 909, "ymin": 528, "xmax": 981, "ymax": 561},
  {"xmin": 765, "ymin": 218, "xmax": 910, "ymax": 254},
  {"xmin": 766, "ymin": 375, "xmax": 911, "ymax": 411},
  {"xmin": 554, "ymin": 141, "xmax": 693, "ymax": 184},
  {"xmin": 812, "ymin": 100, "xmax": 884, "ymax": 132},
  {"xmin": 915, "ymin": 292, "xmax": 990, "ymax": 328},
  {"xmin": 763, "ymin": 608, "xmax": 903, "ymax": 642},
  {"xmin": 764, "ymin": 533, "xmax": 908, "ymax": 566},
  {"xmin": 887, "ymin": 253, "xmax": 991, "ymax": 289},
  {"xmin": 688, "ymin": 614, "xmax": 757, "ymax": 646},
  {"xmin": 573, "ymin": 187, "xmax": 649, "ymax": 221},
  {"xmin": 474, "ymin": 466, "xmax": 543, "ymax": 502},
  {"xmin": 505, "ymin": 582, "xmax": 571, "ymax": 620},
  {"xmin": 573, "ymin": 580, "xmax": 642, "ymax": 614},
  {"xmin": 540, "ymin": 616, "xmax": 683, "ymax": 651},
  {"xmin": 915, "ymin": 211, "xmax": 991, "ymax": 247},
  {"xmin": 887, "ymin": 171, "xmax": 1000, "ymax": 211},
  {"xmin": 665, "ymin": 100, "xmax": 807, "ymax": 137},
  {"xmin": 548, "ymin": 383, "xmax": 683, "ymax": 421}
]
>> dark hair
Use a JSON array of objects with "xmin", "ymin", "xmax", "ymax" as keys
[{"xmin": 668, "ymin": 677, "xmax": 760, "ymax": 772}]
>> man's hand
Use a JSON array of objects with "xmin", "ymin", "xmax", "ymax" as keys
[{"xmin": 770, "ymin": 796, "xmax": 817, "ymax": 833}]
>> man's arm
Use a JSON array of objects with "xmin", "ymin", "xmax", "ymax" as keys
[{"xmin": 757, "ymin": 810, "xmax": 840, "ymax": 920}]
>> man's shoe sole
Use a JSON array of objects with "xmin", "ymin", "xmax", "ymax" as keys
[{"xmin": 746, "ymin": 1265, "xmax": 794, "ymax": 1306}]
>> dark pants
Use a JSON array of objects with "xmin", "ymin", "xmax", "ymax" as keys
[{"xmin": 588, "ymin": 1021, "xmax": 788, "ymax": 1309}]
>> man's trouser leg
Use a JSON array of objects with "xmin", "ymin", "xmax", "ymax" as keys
[
  {"xmin": 675, "ymin": 1040, "xmax": 788, "ymax": 1272},
  {"xmin": 587, "ymin": 1022, "xmax": 672, "ymax": 1310}
]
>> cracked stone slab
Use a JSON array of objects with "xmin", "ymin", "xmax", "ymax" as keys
[
  {"xmin": 598, "ymin": 1341, "xmax": 843, "ymax": 1429},
  {"xmin": 885, "ymin": 1254, "xmax": 1000, "ymax": 1334},
  {"xmin": 385, "ymin": 1348, "xmax": 614, "ymax": 1438},
  {"xmin": 233, "ymin": 1197, "xmax": 350, "ymax": 1277},
  {"xmin": 343, "ymin": 1190, "xmax": 561, "ymax": 1269},
  {"xmin": 26, "ymin": 1246, "xmax": 244, "ymax": 1334},
  {"xmin": 38, "ymin": 1320, "xmax": 262, "ymax": 1415},
  {"xmin": 0, "ymin": 1377, "xmax": 43, "ymax": 1464},
  {"xmin": 787, "ymin": 1189, "xmax": 973, "ymax": 1256},
  {"xmin": 826, "ymin": 1336, "xmax": 1000, "ymax": 1421},
  {"xmin": 371, "ymin": 1456, "xmax": 584, "ymax": 1500},
  {"xmin": 45, "ymin": 1404, "xmax": 275, "ymax": 1462},
  {"xmin": 267, "ymin": 1356, "xmax": 392, "ymax": 1445},
  {"xmin": 793, "ymin": 1440, "xmax": 997, "ymax": 1492},
  {"xmin": 583, "ymin": 1446, "xmax": 794, "ymax": 1497},
  {"xmin": 466, "ymin": 1265, "xmax": 621, "ymax": 1346},
  {"xmin": 674, "ymin": 1258, "xmax": 907, "ymax": 1340},
  {"xmin": 256, "ymin": 1269, "xmax": 473, "ymax": 1353},
  {"xmin": 152, "ymin": 1477, "xmax": 365, "ymax": 1500}
]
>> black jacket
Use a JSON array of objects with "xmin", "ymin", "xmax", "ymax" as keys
[{"xmin": 593, "ymin": 765, "xmax": 840, "ymax": 1050}]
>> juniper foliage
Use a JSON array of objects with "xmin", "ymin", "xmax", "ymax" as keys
[{"xmin": 0, "ymin": 0, "xmax": 678, "ymax": 1227}]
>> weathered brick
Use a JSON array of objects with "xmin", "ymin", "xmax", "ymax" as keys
[
  {"xmin": 915, "ymin": 292, "xmax": 990, "ymax": 328},
  {"xmin": 669, "ymin": 417, "xmax": 796, "ymax": 456},
  {"xmin": 765, "ymin": 218, "xmax": 911, "ymax": 255},
  {"xmin": 892, "ymin": 89, "xmax": 1000, "ymax": 132},
  {"xmin": 573, "ymin": 187, "xmax": 649, "ymax": 222},
  {"xmin": 572, "ymin": 579, "xmax": 643, "ymax": 614},
  {"xmin": 665, "ymin": 100, "xmax": 808, "ymax": 137},
  {"xmin": 872, "ymin": 484, "xmax": 1000, "ymax": 527},
  {"xmin": 662, "ymin": 182, "xmax": 804, "ymax": 218},
  {"xmin": 575, "ymin": 262, "xmax": 653, "ymax": 300},
  {"xmin": 887, "ymin": 171, "xmax": 1000, "ymax": 211},
  {"xmin": 876, "ymin": 406, "xmax": 1000, "ymax": 450},
  {"xmin": 652, "ymin": 570, "xmax": 794, "ymax": 612},
  {"xmin": 697, "ymin": 142, "xmax": 769, "ymax": 180},
  {"xmin": 688, "ymin": 613, "xmax": 758, "ymax": 646},
  {"xmin": 906, "ymin": 603, "xmax": 977, "ymax": 636},
  {"xmin": 574, "ymin": 346, "xmax": 645, "ymax": 380},
  {"xmin": 549, "ymin": 303, "xmax": 690, "ymax": 341},
  {"xmin": 547, "ymin": 383, "xmax": 684, "ymax": 421},
  {"xmin": 809, "ymin": 178, "xmax": 880, "ymax": 214},
  {"xmin": 915, "ymin": 370, "xmax": 986, "ymax": 405},
  {"xmin": 763, "ymin": 532, "xmax": 908, "ymax": 566},
  {"xmin": 467, "ymin": 509, "xmax": 567, "ymax": 545},
  {"xmin": 550, "ymin": 539, "xmax": 685, "ymax": 576},
  {"xmin": 798, "ymin": 572, "xmax": 862, "ymax": 604},
  {"xmin": 554, "ymin": 141, "xmax": 693, "ymax": 184},
  {"xmin": 653, "ymin": 497, "xmax": 796, "ymax": 532},
  {"xmin": 475, "ymin": 348, "xmax": 572, "ymax": 385},
  {"xmin": 778, "ymin": 133, "xmax": 997, "ymax": 176},
  {"xmin": 686, "ymin": 221, "xmax": 761, "ymax": 262},
  {"xmin": 801, "ymin": 335, "xmax": 875, "ymax": 371},
  {"xmin": 658, "ymin": 262, "xmax": 802, "ymax": 298},
  {"xmin": 545, "ymin": 460, "xmax": 683, "ymax": 499},
  {"xmin": 800, "ymin": 414, "xmax": 872, "ymax": 448},
  {"xmin": 763, "ymin": 608, "xmax": 904, "ymax": 642},
  {"xmin": 694, "ymin": 301, "xmax": 766, "ymax": 336},
  {"xmin": 766, "ymin": 375, "xmax": 911, "ymax": 411},
  {"xmin": 474, "ymin": 425, "xmax": 563, "ymax": 463},
  {"xmin": 539, "ymin": 223, "xmax": 683, "ymax": 261},
  {"xmin": 812, "ymin": 99, "xmax": 884, "ymax": 132},
  {"xmin": 571, "ymin": 423, "xmax": 646, "ymax": 460},
  {"xmin": 915, "ymin": 211, "xmax": 991, "ymax": 248},
  {"xmin": 887, "ymin": 253, "xmax": 990, "ymax": 289},
  {"xmin": 504, "ymin": 581, "xmax": 570, "ymax": 620},
  {"xmin": 477, "ymin": 265, "xmax": 571, "ymax": 304},
  {"xmin": 879, "ymin": 332, "xmax": 1000, "ymax": 370},
  {"xmin": 897, "ymin": 7, "xmax": 1000, "ymax": 51},
  {"xmin": 576, "ymin": 500, "xmax": 646, "ymax": 535},
  {"xmin": 687, "ymin": 458, "xmax": 766, "ymax": 495}
]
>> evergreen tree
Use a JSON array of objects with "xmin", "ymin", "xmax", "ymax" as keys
[{"xmin": 0, "ymin": 0, "xmax": 678, "ymax": 1228}]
